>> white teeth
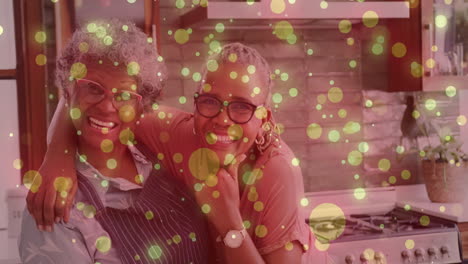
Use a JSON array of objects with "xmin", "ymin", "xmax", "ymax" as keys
[
  {"xmin": 89, "ymin": 117, "xmax": 116, "ymax": 128},
  {"xmin": 216, "ymin": 135, "xmax": 234, "ymax": 143}
]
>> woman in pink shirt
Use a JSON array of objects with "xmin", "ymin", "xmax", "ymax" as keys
[{"xmin": 28, "ymin": 41, "xmax": 322, "ymax": 262}]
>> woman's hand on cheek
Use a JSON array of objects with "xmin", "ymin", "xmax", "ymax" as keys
[{"xmin": 194, "ymin": 154, "xmax": 247, "ymax": 234}]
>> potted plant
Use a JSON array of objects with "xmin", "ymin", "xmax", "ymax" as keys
[{"xmin": 416, "ymin": 106, "xmax": 468, "ymax": 203}]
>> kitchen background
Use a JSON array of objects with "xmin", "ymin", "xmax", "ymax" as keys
[{"xmin": 1, "ymin": 0, "xmax": 468, "ymax": 262}]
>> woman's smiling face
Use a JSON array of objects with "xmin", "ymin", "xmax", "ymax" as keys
[
  {"xmin": 68, "ymin": 61, "xmax": 141, "ymax": 151},
  {"xmin": 193, "ymin": 62, "xmax": 271, "ymax": 162}
]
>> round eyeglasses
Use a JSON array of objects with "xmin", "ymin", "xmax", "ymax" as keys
[
  {"xmin": 75, "ymin": 79, "xmax": 142, "ymax": 109},
  {"xmin": 194, "ymin": 93, "xmax": 262, "ymax": 124}
]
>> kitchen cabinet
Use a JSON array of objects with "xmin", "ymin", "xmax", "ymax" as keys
[{"xmin": 387, "ymin": 0, "xmax": 468, "ymax": 92}]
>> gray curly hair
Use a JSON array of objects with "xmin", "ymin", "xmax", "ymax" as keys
[
  {"xmin": 56, "ymin": 19, "xmax": 167, "ymax": 110},
  {"xmin": 200, "ymin": 42, "xmax": 272, "ymax": 106}
]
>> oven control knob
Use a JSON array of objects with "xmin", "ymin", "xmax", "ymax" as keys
[
  {"xmin": 401, "ymin": 250, "xmax": 410, "ymax": 259},
  {"xmin": 440, "ymin": 246, "xmax": 449, "ymax": 255},
  {"xmin": 345, "ymin": 255, "xmax": 355, "ymax": 264},
  {"xmin": 427, "ymin": 247, "xmax": 436, "ymax": 256},
  {"xmin": 414, "ymin": 248, "xmax": 424, "ymax": 257}
]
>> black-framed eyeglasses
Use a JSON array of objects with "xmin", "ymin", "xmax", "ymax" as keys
[
  {"xmin": 75, "ymin": 79, "xmax": 142, "ymax": 109},
  {"xmin": 194, "ymin": 93, "xmax": 263, "ymax": 124}
]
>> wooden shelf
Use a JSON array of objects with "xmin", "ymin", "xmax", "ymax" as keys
[{"xmin": 0, "ymin": 69, "xmax": 16, "ymax": 80}]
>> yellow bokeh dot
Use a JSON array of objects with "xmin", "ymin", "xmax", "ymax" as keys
[
  {"xmin": 35, "ymin": 54, "xmax": 47, "ymax": 66},
  {"xmin": 95, "ymin": 236, "xmax": 112, "ymax": 253},
  {"xmin": 119, "ymin": 128, "xmax": 135, "ymax": 145},
  {"xmin": 348, "ymin": 150, "xmax": 363, "ymax": 166},
  {"xmin": 70, "ymin": 108, "xmax": 81, "ymax": 120},
  {"xmin": 446, "ymin": 85, "xmax": 457, "ymax": 97},
  {"xmin": 320, "ymin": 1, "xmax": 328, "ymax": 9},
  {"xmin": 273, "ymin": 21, "xmax": 293, "ymax": 40},
  {"xmin": 405, "ymin": 239, "xmax": 415, "ymax": 249},
  {"xmin": 426, "ymin": 58, "xmax": 436, "ymax": 69},
  {"xmin": 148, "ymin": 245, "xmax": 163, "ymax": 260},
  {"xmin": 224, "ymin": 154, "xmax": 235, "ymax": 166},
  {"xmin": 135, "ymin": 174, "xmax": 145, "ymax": 184},
  {"xmin": 0, "ymin": 25, "xmax": 3, "ymax": 36},
  {"xmin": 170, "ymin": 235, "xmax": 181, "ymax": 245},
  {"xmin": 392, "ymin": 42, "xmax": 407, "ymax": 58},
  {"xmin": 362, "ymin": 10, "xmax": 379, "ymax": 28},
  {"xmin": 328, "ymin": 87, "xmax": 343, "ymax": 103},
  {"xmin": 347, "ymin": 37, "xmax": 355, "ymax": 46},
  {"xmin": 127, "ymin": 61, "xmax": 140, "ymax": 76},
  {"xmin": 354, "ymin": 187, "xmax": 366, "ymax": 200},
  {"xmin": 285, "ymin": 241, "xmax": 294, "ymax": 251},
  {"xmin": 83, "ymin": 204, "xmax": 96, "ymax": 218},
  {"xmin": 338, "ymin": 20, "xmax": 352, "ymax": 34},
  {"xmin": 435, "ymin": 15, "xmax": 447, "ymax": 28},
  {"xmin": 372, "ymin": 43, "xmax": 384, "ymax": 55},
  {"xmin": 201, "ymin": 204, "xmax": 211, "ymax": 214},
  {"xmin": 378, "ymin": 159, "xmax": 391, "ymax": 172},
  {"xmin": 306, "ymin": 123, "xmax": 322, "ymax": 139},
  {"xmin": 202, "ymin": 83, "xmax": 212, "ymax": 92},
  {"xmin": 229, "ymin": 71, "xmax": 238, "ymax": 79},
  {"xmin": 209, "ymin": 40, "xmax": 221, "ymax": 52},
  {"xmin": 206, "ymin": 59, "xmax": 219, "ymax": 72},
  {"xmin": 145, "ymin": 211, "xmax": 154, "ymax": 220},
  {"xmin": 292, "ymin": 158, "xmax": 300, "ymax": 167},
  {"xmin": 300, "ymin": 198, "xmax": 309, "ymax": 207},
  {"xmin": 314, "ymin": 239, "xmax": 330, "ymax": 251},
  {"xmin": 389, "ymin": 176, "xmax": 397, "ymax": 184},
  {"xmin": 228, "ymin": 53, "xmax": 238, "ymax": 63},
  {"xmin": 13, "ymin": 159, "xmax": 23, "ymax": 170},
  {"xmin": 247, "ymin": 65, "xmax": 256, "ymax": 74},
  {"xmin": 205, "ymin": 174, "xmax": 218, "ymax": 187},
  {"xmin": 205, "ymin": 132, "xmax": 218, "ymax": 145},
  {"xmin": 215, "ymin": 23, "xmax": 225, "ymax": 33},
  {"xmin": 79, "ymin": 42, "xmax": 89, "ymax": 53},
  {"xmin": 358, "ymin": 142, "xmax": 369, "ymax": 153},
  {"xmin": 309, "ymin": 203, "xmax": 345, "ymax": 242},
  {"xmin": 270, "ymin": 0, "xmax": 286, "ymax": 14},
  {"xmin": 420, "ymin": 215, "xmax": 430, "ymax": 226},
  {"xmin": 255, "ymin": 225, "xmax": 268, "ymax": 238},
  {"xmin": 212, "ymin": 190, "xmax": 220, "ymax": 199},
  {"xmin": 425, "ymin": 99, "xmax": 437, "ymax": 111},
  {"xmin": 317, "ymin": 94, "xmax": 326, "ymax": 104},
  {"xmin": 119, "ymin": 105, "xmax": 136, "ymax": 123},
  {"xmin": 440, "ymin": 205, "xmax": 446, "ymax": 212},
  {"xmin": 412, "ymin": 110, "xmax": 420, "ymax": 119},
  {"xmin": 328, "ymin": 130, "xmax": 340, "ymax": 142},
  {"xmin": 35, "ymin": 31, "xmax": 47, "ymax": 43},
  {"xmin": 23, "ymin": 170, "xmax": 42, "ymax": 193},
  {"xmin": 457, "ymin": 115, "xmax": 467, "ymax": 126},
  {"xmin": 254, "ymin": 201, "xmax": 264, "ymax": 212},
  {"xmin": 157, "ymin": 153, "xmax": 164, "ymax": 160},
  {"xmin": 411, "ymin": 62, "xmax": 423, "ymax": 78},
  {"xmin": 401, "ymin": 170, "xmax": 411, "ymax": 180},
  {"xmin": 107, "ymin": 159, "xmax": 117, "ymax": 170},
  {"xmin": 70, "ymin": 62, "xmax": 87, "ymax": 79},
  {"xmin": 343, "ymin": 121, "xmax": 361, "ymax": 134},
  {"xmin": 338, "ymin": 109, "xmax": 347, "ymax": 118},
  {"xmin": 228, "ymin": 124, "xmax": 243, "ymax": 140},
  {"xmin": 189, "ymin": 148, "xmax": 220, "ymax": 181},
  {"xmin": 100, "ymin": 139, "xmax": 114, "ymax": 153},
  {"xmin": 174, "ymin": 29, "xmax": 189, "ymax": 44},
  {"xmin": 173, "ymin": 153, "xmax": 183, "ymax": 163},
  {"xmin": 54, "ymin": 177, "xmax": 71, "ymax": 192},
  {"xmin": 103, "ymin": 35, "xmax": 113, "ymax": 46}
]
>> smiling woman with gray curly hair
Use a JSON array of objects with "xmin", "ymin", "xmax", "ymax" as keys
[
  {"xmin": 56, "ymin": 19, "xmax": 167, "ymax": 110},
  {"xmin": 20, "ymin": 19, "xmax": 211, "ymax": 264}
]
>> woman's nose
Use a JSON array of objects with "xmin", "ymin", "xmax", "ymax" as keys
[
  {"xmin": 94, "ymin": 97, "xmax": 117, "ymax": 112},
  {"xmin": 212, "ymin": 107, "xmax": 232, "ymax": 126}
]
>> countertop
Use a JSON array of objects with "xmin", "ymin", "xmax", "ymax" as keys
[{"xmin": 396, "ymin": 184, "xmax": 468, "ymax": 223}]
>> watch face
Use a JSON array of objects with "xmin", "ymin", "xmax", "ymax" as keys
[{"xmin": 224, "ymin": 230, "xmax": 243, "ymax": 248}]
